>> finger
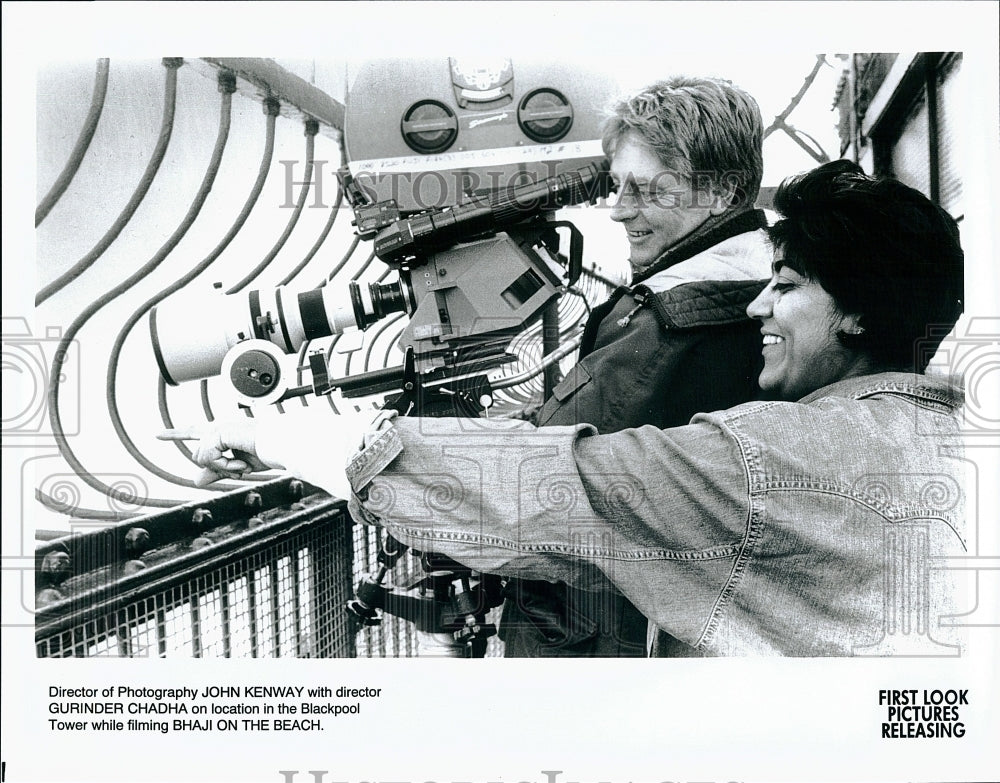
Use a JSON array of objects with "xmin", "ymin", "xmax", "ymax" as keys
[
  {"xmin": 158, "ymin": 427, "xmax": 199, "ymax": 441},
  {"xmin": 231, "ymin": 450, "xmax": 268, "ymax": 473},
  {"xmin": 224, "ymin": 458, "xmax": 252, "ymax": 473},
  {"xmin": 194, "ymin": 467, "xmax": 226, "ymax": 487},
  {"xmin": 204, "ymin": 455, "xmax": 245, "ymax": 474}
]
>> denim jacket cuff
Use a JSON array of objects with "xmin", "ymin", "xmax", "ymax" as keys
[{"xmin": 346, "ymin": 420, "xmax": 403, "ymax": 492}]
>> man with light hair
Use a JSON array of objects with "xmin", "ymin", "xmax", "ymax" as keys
[{"xmin": 499, "ymin": 76, "xmax": 772, "ymax": 657}]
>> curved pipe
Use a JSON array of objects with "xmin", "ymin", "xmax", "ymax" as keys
[
  {"xmin": 47, "ymin": 67, "xmax": 233, "ymax": 508},
  {"xmin": 36, "ymin": 59, "xmax": 180, "ymax": 306},
  {"xmin": 278, "ymin": 183, "xmax": 344, "ymax": 286},
  {"xmin": 112, "ymin": 92, "xmax": 283, "ymax": 487},
  {"xmin": 225, "ymin": 121, "xmax": 319, "ymax": 294},
  {"xmin": 35, "ymin": 58, "xmax": 110, "ymax": 228}
]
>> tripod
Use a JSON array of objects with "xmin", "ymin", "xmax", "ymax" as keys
[{"xmin": 344, "ymin": 349, "xmax": 506, "ymax": 658}]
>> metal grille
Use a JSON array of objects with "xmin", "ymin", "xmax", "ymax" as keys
[{"xmin": 36, "ymin": 481, "xmax": 356, "ymax": 658}]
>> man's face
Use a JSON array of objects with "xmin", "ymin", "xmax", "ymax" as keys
[{"xmin": 609, "ymin": 133, "xmax": 719, "ymax": 274}]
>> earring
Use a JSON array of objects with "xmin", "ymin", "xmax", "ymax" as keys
[{"xmin": 846, "ymin": 325, "xmax": 865, "ymax": 335}]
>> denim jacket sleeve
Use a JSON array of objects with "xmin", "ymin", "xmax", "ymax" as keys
[{"xmin": 347, "ymin": 415, "xmax": 750, "ymax": 647}]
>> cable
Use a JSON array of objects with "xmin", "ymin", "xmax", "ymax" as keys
[
  {"xmin": 225, "ymin": 120, "xmax": 320, "ymax": 294},
  {"xmin": 35, "ymin": 58, "xmax": 110, "ymax": 228},
  {"xmin": 278, "ymin": 182, "xmax": 344, "ymax": 286},
  {"xmin": 36, "ymin": 59, "xmax": 181, "ymax": 306},
  {"xmin": 47, "ymin": 63, "xmax": 233, "ymax": 508}
]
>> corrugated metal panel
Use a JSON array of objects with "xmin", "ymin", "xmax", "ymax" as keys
[
  {"xmin": 890, "ymin": 91, "xmax": 932, "ymax": 198},
  {"xmin": 937, "ymin": 55, "xmax": 964, "ymax": 218}
]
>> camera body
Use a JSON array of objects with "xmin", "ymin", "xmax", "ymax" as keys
[{"xmin": 146, "ymin": 60, "xmax": 620, "ymax": 654}]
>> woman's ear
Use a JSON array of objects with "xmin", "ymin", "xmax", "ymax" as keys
[{"xmin": 841, "ymin": 314, "xmax": 866, "ymax": 336}]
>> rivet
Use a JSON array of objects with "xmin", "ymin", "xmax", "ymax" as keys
[
  {"xmin": 192, "ymin": 508, "xmax": 213, "ymax": 526},
  {"xmin": 40, "ymin": 551, "xmax": 72, "ymax": 586},
  {"xmin": 124, "ymin": 527, "xmax": 150, "ymax": 557}
]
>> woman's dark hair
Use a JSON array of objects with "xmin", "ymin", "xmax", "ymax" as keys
[{"xmin": 768, "ymin": 159, "xmax": 964, "ymax": 372}]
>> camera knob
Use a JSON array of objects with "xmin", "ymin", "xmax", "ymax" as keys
[
  {"xmin": 254, "ymin": 313, "xmax": 275, "ymax": 334},
  {"xmin": 228, "ymin": 349, "xmax": 280, "ymax": 398}
]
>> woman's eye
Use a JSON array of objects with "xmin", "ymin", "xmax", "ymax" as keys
[{"xmin": 773, "ymin": 282, "xmax": 795, "ymax": 293}]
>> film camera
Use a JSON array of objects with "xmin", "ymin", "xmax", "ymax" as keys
[{"xmin": 150, "ymin": 58, "xmax": 618, "ymax": 655}]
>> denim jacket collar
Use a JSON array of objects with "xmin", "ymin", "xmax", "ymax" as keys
[{"xmin": 798, "ymin": 371, "xmax": 964, "ymax": 409}]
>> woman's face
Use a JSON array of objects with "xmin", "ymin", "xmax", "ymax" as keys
[
  {"xmin": 609, "ymin": 134, "xmax": 721, "ymax": 274},
  {"xmin": 746, "ymin": 256, "xmax": 870, "ymax": 400}
]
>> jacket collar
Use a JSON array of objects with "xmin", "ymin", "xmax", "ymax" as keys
[
  {"xmin": 799, "ymin": 371, "xmax": 965, "ymax": 409},
  {"xmin": 639, "ymin": 229, "xmax": 772, "ymax": 295},
  {"xmin": 631, "ymin": 207, "xmax": 768, "ymax": 285}
]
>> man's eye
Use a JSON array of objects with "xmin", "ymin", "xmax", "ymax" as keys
[
  {"xmin": 773, "ymin": 282, "xmax": 795, "ymax": 293},
  {"xmin": 648, "ymin": 190, "xmax": 680, "ymax": 206}
]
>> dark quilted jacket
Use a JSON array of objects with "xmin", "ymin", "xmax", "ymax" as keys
[{"xmin": 500, "ymin": 210, "xmax": 769, "ymax": 657}]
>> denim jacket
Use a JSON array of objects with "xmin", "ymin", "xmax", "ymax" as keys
[
  {"xmin": 341, "ymin": 372, "xmax": 966, "ymax": 656},
  {"xmin": 505, "ymin": 222, "xmax": 770, "ymax": 657}
]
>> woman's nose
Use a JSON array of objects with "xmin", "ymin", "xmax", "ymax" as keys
[{"xmin": 746, "ymin": 283, "xmax": 773, "ymax": 320}]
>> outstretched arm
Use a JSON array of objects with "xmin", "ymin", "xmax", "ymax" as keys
[{"xmin": 158, "ymin": 406, "xmax": 382, "ymax": 498}]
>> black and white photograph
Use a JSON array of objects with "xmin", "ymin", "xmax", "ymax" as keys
[{"xmin": 3, "ymin": 2, "xmax": 999, "ymax": 782}]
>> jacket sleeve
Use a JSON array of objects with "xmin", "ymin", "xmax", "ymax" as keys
[{"xmin": 348, "ymin": 415, "xmax": 751, "ymax": 645}]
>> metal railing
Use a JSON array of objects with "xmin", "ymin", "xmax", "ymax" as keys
[{"xmin": 35, "ymin": 478, "xmax": 356, "ymax": 658}]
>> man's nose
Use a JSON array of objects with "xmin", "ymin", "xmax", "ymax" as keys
[{"xmin": 610, "ymin": 192, "xmax": 637, "ymax": 223}]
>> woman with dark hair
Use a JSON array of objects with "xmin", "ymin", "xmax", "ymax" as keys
[
  {"xmin": 166, "ymin": 160, "xmax": 967, "ymax": 656},
  {"xmin": 758, "ymin": 159, "xmax": 963, "ymax": 387}
]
